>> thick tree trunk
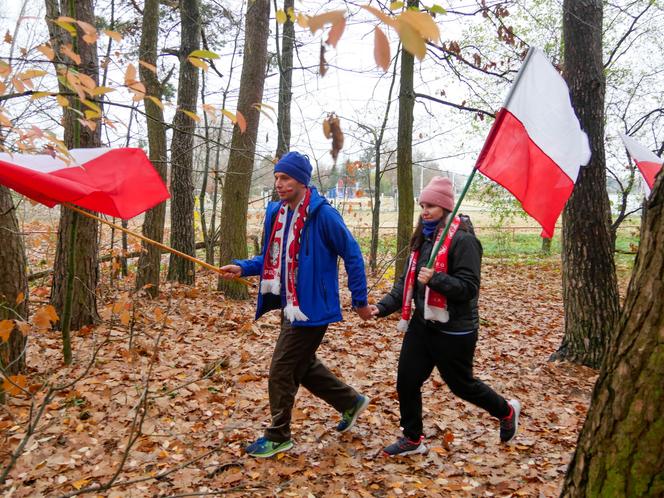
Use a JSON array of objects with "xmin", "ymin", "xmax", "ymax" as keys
[
  {"xmin": 135, "ymin": 0, "xmax": 168, "ymax": 297},
  {"xmin": 275, "ymin": 0, "xmax": 294, "ymax": 160},
  {"xmin": 0, "ymin": 186, "xmax": 28, "ymax": 377},
  {"xmin": 554, "ymin": 0, "xmax": 620, "ymax": 368},
  {"xmin": 217, "ymin": 0, "xmax": 270, "ymax": 299},
  {"xmin": 394, "ymin": 4, "xmax": 417, "ymax": 281},
  {"xmin": 167, "ymin": 0, "xmax": 201, "ymax": 284},
  {"xmin": 561, "ymin": 176, "xmax": 664, "ymax": 497},
  {"xmin": 46, "ymin": 0, "xmax": 101, "ymax": 330}
]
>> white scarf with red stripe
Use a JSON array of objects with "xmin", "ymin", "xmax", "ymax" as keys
[
  {"xmin": 398, "ymin": 215, "xmax": 461, "ymax": 332},
  {"xmin": 261, "ymin": 189, "xmax": 311, "ymax": 322}
]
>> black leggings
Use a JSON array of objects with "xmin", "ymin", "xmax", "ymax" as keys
[{"xmin": 397, "ymin": 319, "xmax": 510, "ymax": 440}]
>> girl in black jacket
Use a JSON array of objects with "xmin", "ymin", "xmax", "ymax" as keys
[{"xmin": 368, "ymin": 176, "xmax": 520, "ymax": 456}]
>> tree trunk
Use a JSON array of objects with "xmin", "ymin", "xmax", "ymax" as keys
[
  {"xmin": 135, "ymin": 0, "xmax": 169, "ymax": 297},
  {"xmin": 46, "ymin": 0, "xmax": 101, "ymax": 331},
  {"xmin": 370, "ymin": 62, "xmax": 398, "ymax": 273},
  {"xmin": 561, "ymin": 177, "xmax": 664, "ymax": 497},
  {"xmin": 167, "ymin": 0, "xmax": 201, "ymax": 284},
  {"xmin": 0, "ymin": 186, "xmax": 28, "ymax": 378},
  {"xmin": 217, "ymin": 0, "xmax": 270, "ymax": 299},
  {"xmin": 553, "ymin": 0, "xmax": 620, "ymax": 368},
  {"xmin": 275, "ymin": 0, "xmax": 294, "ymax": 160},
  {"xmin": 394, "ymin": 6, "xmax": 417, "ymax": 281},
  {"xmin": 541, "ymin": 236, "xmax": 552, "ymax": 255}
]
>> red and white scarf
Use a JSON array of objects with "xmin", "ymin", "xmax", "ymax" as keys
[
  {"xmin": 398, "ymin": 215, "xmax": 461, "ymax": 332},
  {"xmin": 261, "ymin": 189, "xmax": 311, "ymax": 322}
]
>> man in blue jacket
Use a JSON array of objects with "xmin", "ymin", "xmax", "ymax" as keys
[{"xmin": 220, "ymin": 151, "xmax": 373, "ymax": 458}]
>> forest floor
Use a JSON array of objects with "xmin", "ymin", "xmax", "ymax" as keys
[{"xmin": 1, "ymin": 257, "xmax": 602, "ymax": 498}]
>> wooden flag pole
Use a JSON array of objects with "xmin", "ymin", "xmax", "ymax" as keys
[{"xmin": 64, "ymin": 203, "xmax": 252, "ymax": 287}]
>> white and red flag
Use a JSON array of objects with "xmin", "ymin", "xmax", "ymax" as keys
[
  {"xmin": 0, "ymin": 147, "xmax": 169, "ymax": 219},
  {"xmin": 475, "ymin": 48, "xmax": 591, "ymax": 238},
  {"xmin": 620, "ymin": 134, "xmax": 663, "ymax": 195}
]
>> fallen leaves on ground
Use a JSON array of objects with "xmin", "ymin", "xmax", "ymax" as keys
[{"xmin": 1, "ymin": 259, "xmax": 598, "ymax": 497}]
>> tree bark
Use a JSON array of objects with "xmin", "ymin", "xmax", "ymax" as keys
[
  {"xmin": 167, "ymin": 0, "xmax": 201, "ymax": 284},
  {"xmin": 135, "ymin": 0, "xmax": 169, "ymax": 296},
  {"xmin": 561, "ymin": 176, "xmax": 664, "ymax": 497},
  {"xmin": 394, "ymin": 4, "xmax": 417, "ymax": 281},
  {"xmin": 46, "ymin": 0, "xmax": 101, "ymax": 330},
  {"xmin": 0, "ymin": 186, "xmax": 28, "ymax": 378},
  {"xmin": 275, "ymin": 0, "xmax": 294, "ymax": 160},
  {"xmin": 554, "ymin": 0, "xmax": 620, "ymax": 368},
  {"xmin": 217, "ymin": 0, "xmax": 270, "ymax": 299}
]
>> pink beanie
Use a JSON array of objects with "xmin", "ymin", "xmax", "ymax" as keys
[{"xmin": 419, "ymin": 176, "xmax": 454, "ymax": 211}]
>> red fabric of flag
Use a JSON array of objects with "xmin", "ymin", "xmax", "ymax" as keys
[{"xmin": 0, "ymin": 147, "xmax": 169, "ymax": 219}]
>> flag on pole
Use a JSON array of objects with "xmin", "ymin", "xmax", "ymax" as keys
[
  {"xmin": 0, "ymin": 147, "xmax": 169, "ymax": 219},
  {"xmin": 475, "ymin": 48, "xmax": 591, "ymax": 238},
  {"xmin": 620, "ymin": 134, "xmax": 663, "ymax": 195}
]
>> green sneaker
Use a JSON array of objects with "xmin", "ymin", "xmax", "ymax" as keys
[
  {"xmin": 245, "ymin": 436, "xmax": 293, "ymax": 458},
  {"xmin": 336, "ymin": 394, "xmax": 370, "ymax": 433}
]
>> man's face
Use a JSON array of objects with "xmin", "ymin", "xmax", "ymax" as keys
[{"xmin": 274, "ymin": 172, "xmax": 305, "ymax": 204}]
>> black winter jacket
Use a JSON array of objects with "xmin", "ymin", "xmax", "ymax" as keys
[{"xmin": 375, "ymin": 222, "xmax": 482, "ymax": 332}]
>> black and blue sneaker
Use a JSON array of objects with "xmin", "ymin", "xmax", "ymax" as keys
[
  {"xmin": 336, "ymin": 394, "xmax": 370, "ymax": 433},
  {"xmin": 245, "ymin": 436, "xmax": 293, "ymax": 458}
]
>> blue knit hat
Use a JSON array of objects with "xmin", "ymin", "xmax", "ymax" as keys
[{"xmin": 274, "ymin": 151, "xmax": 312, "ymax": 186}]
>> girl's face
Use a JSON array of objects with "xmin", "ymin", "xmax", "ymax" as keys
[{"xmin": 419, "ymin": 202, "xmax": 444, "ymax": 222}]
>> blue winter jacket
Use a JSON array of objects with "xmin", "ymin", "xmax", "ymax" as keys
[{"xmin": 233, "ymin": 187, "xmax": 368, "ymax": 327}]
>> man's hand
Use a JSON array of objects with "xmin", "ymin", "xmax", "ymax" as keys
[
  {"xmin": 355, "ymin": 305, "xmax": 375, "ymax": 321},
  {"xmin": 367, "ymin": 304, "xmax": 380, "ymax": 317},
  {"xmin": 219, "ymin": 264, "xmax": 242, "ymax": 280},
  {"xmin": 417, "ymin": 267, "xmax": 434, "ymax": 285}
]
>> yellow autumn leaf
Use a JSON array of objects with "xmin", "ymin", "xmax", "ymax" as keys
[
  {"xmin": 104, "ymin": 29, "xmax": 122, "ymax": 42},
  {"xmin": 287, "ymin": 7, "xmax": 296, "ymax": 22},
  {"xmin": 390, "ymin": 1, "xmax": 404, "ymax": 9},
  {"xmin": 182, "ymin": 109, "xmax": 201, "ymax": 123},
  {"xmin": 296, "ymin": 12, "xmax": 308, "ymax": 28},
  {"xmin": 71, "ymin": 478, "xmax": 90, "ymax": 490},
  {"xmin": 139, "ymin": 60, "xmax": 157, "ymax": 74},
  {"xmin": 187, "ymin": 56, "xmax": 209, "ymax": 72},
  {"xmin": 60, "ymin": 44, "xmax": 81, "ymax": 65},
  {"xmin": 145, "ymin": 95, "xmax": 164, "ymax": 109},
  {"xmin": 361, "ymin": 5, "xmax": 398, "ymax": 29},
  {"xmin": 308, "ymin": 10, "xmax": 345, "ymax": 33},
  {"xmin": 84, "ymin": 110, "xmax": 100, "ymax": 120},
  {"xmin": 276, "ymin": 9, "xmax": 287, "ymax": 24},
  {"xmin": 36, "ymin": 44, "xmax": 55, "ymax": 60},
  {"xmin": 124, "ymin": 63, "xmax": 137, "ymax": 85},
  {"xmin": 77, "ymin": 72, "xmax": 96, "ymax": 90},
  {"xmin": 2, "ymin": 374, "xmax": 27, "ymax": 395},
  {"xmin": 188, "ymin": 49, "xmax": 220, "ymax": 59},
  {"xmin": 18, "ymin": 69, "xmax": 47, "ymax": 80},
  {"xmin": 221, "ymin": 109, "xmax": 237, "ymax": 123},
  {"xmin": 56, "ymin": 94, "xmax": 70, "ymax": 107},
  {"xmin": 81, "ymin": 98, "xmax": 101, "ymax": 113},
  {"xmin": 76, "ymin": 20, "xmax": 98, "ymax": 44},
  {"xmin": 53, "ymin": 18, "xmax": 77, "ymax": 36},
  {"xmin": 15, "ymin": 292, "xmax": 25, "ymax": 305},
  {"xmin": 0, "ymin": 320, "xmax": 14, "ymax": 342},
  {"xmin": 398, "ymin": 9, "xmax": 440, "ymax": 42},
  {"xmin": 374, "ymin": 26, "xmax": 391, "ymax": 71},
  {"xmin": 120, "ymin": 309, "xmax": 131, "ymax": 326},
  {"xmin": 30, "ymin": 91, "xmax": 52, "ymax": 100},
  {"xmin": 87, "ymin": 86, "xmax": 115, "ymax": 96},
  {"xmin": 397, "ymin": 20, "xmax": 426, "ymax": 60}
]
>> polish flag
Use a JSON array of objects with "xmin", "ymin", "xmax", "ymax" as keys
[
  {"xmin": 620, "ymin": 134, "xmax": 662, "ymax": 195},
  {"xmin": 475, "ymin": 48, "xmax": 591, "ymax": 238},
  {"xmin": 0, "ymin": 147, "xmax": 169, "ymax": 219}
]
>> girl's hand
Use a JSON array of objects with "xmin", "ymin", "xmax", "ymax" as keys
[
  {"xmin": 368, "ymin": 304, "xmax": 380, "ymax": 317},
  {"xmin": 417, "ymin": 267, "xmax": 434, "ymax": 284}
]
